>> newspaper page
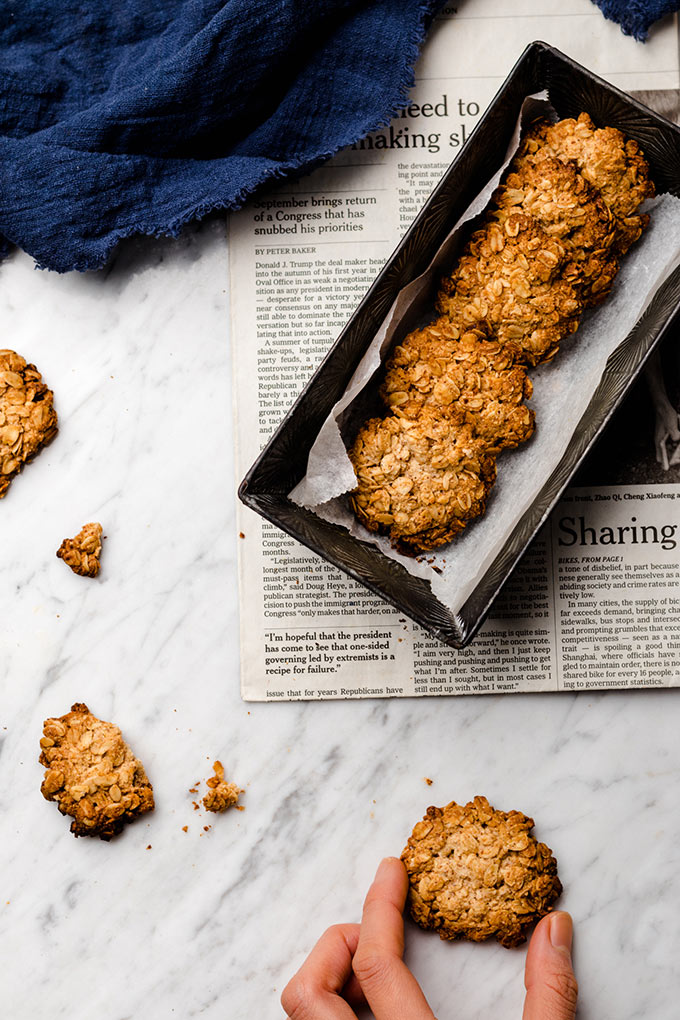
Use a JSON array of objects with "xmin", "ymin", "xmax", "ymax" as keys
[{"xmin": 230, "ymin": 1, "xmax": 680, "ymax": 700}]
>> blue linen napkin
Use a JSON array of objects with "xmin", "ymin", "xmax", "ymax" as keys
[
  {"xmin": 0, "ymin": 1, "xmax": 441, "ymax": 272},
  {"xmin": 0, "ymin": 1, "xmax": 676, "ymax": 273},
  {"xmin": 591, "ymin": 0, "xmax": 679, "ymax": 40}
]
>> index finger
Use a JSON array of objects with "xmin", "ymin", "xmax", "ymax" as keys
[
  {"xmin": 352, "ymin": 858, "xmax": 436, "ymax": 1020},
  {"xmin": 281, "ymin": 923, "xmax": 361, "ymax": 1019}
]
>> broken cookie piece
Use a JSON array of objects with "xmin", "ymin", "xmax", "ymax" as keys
[
  {"xmin": 401, "ymin": 795, "xmax": 562, "ymax": 948},
  {"xmin": 202, "ymin": 760, "xmax": 244, "ymax": 813},
  {"xmin": 39, "ymin": 702, "xmax": 154, "ymax": 840},
  {"xmin": 56, "ymin": 522, "xmax": 103, "ymax": 577},
  {"xmin": 0, "ymin": 349, "xmax": 58, "ymax": 498}
]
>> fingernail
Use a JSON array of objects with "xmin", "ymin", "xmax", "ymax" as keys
[
  {"xmin": 375, "ymin": 856, "xmax": 398, "ymax": 878},
  {"xmin": 549, "ymin": 911, "xmax": 573, "ymax": 957}
]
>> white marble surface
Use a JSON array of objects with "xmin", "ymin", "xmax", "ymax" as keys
[{"xmin": 1, "ymin": 221, "xmax": 679, "ymax": 1020}]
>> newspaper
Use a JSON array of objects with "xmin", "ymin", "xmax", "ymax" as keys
[{"xmin": 230, "ymin": 1, "xmax": 680, "ymax": 700}]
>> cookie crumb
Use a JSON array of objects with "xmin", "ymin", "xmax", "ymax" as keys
[
  {"xmin": 57, "ymin": 522, "xmax": 103, "ymax": 577},
  {"xmin": 182, "ymin": 825, "xmax": 188, "ymax": 833},
  {"xmin": 202, "ymin": 760, "xmax": 244, "ymax": 813},
  {"xmin": 424, "ymin": 777, "xmax": 433, "ymax": 786}
]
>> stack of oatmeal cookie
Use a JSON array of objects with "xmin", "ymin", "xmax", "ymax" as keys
[{"xmin": 349, "ymin": 113, "xmax": 654, "ymax": 554}]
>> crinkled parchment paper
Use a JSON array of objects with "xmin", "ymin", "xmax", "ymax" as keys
[{"xmin": 291, "ymin": 94, "xmax": 680, "ymax": 614}]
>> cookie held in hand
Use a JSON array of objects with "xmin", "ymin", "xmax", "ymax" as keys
[
  {"xmin": 39, "ymin": 702, "xmax": 154, "ymax": 840},
  {"xmin": 401, "ymin": 795, "xmax": 562, "ymax": 948}
]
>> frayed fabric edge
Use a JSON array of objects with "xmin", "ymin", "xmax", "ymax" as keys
[{"xmin": 4, "ymin": 0, "xmax": 443, "ymax": 274}]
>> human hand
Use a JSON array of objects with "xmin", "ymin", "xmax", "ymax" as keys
[{"xmin": 281, "ymin": 857, "xmax": 577, "ymax": 1020}]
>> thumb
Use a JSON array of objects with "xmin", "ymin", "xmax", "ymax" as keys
[{"xmin": 522, "ymin": 912, "xmax": 578, "ymax": 1020}]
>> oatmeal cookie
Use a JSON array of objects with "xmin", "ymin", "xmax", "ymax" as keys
[
  {"xmin": 436, "ymin": 214, "xmax": 582, "ymax": 365},
  {"xmin": 380, "ymin": 318, "xmax": 534, "ymax": 452},
  {"xmin": 202, "ymin": 760, "xmax": 244, "ymax": 813},
  {"xmin": 520, "ymin": 113, "xmax": 655, "ymax": 254},
  {"xmin": 348, "ymin": 405, "xmax": 496, "ymax": 554},
  {"xmin": 56, "ymin": 522, "xmax": 103, "ymax": 577},
  {"xmin": 493, "ymin": 155, "xmax": 619, "ymax": 305},
  {"xmin": 401, "ymin": 796, "xmax": 562, "ymax": 948},
  {"xmin": 39, "ymin": 702, "xmax": 154, "ymax": 840},
  {"xmin": 0, "ymin": 349, "xmax": 58, "ymax": 498}
]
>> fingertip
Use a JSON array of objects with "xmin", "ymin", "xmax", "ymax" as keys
[
  {"xmin": 524, "ymin": 912, "xmax": 578, "ymax": 1018},
  {"xmin": 372, "ymin": 857, "xmax": 408, "ymax": 900},
  {"xmin": 376, "ymin": 855, "xmax": 405, "ymax": 874},
  {"xmin": 548, "ymin": 911, "xmax": 573, "ymax": 956},
  {"xmin": 359, "ymin": 860, "xmax": 410, "ymax": 957},
  {"xmin": 532, "ymin": 911, "xmax": 573, "ymax": 949}
]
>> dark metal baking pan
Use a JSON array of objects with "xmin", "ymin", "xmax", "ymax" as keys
[{"xmin": 239, "ymin": 40, "xmax": 680, "ymax": 648}]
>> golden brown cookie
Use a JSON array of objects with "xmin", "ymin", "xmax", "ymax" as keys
[
  {"xmin": 56, "ymin": 522, "xmax": 103, "ymax": 577},
  {"xmin": 401, "ymin": 796, "xmax": 562, "ymax": 948},
  {"xmin": 493, "ymin": 154, "xmax": 620, "ymax": 305},
  {"xmin": 380, "ymin": 318, "xmax": 534, "ymax": 453},
  {"xmin": 436, "ymin": 214, "xmax": 582, "ymax": 366},
  {"xmin": 348, "ymin": 405, "xmax": 496, "ymax": 554},
  {"xmin": 39, "ymin": 702, "xmax": 154, "ymax": 840},
  {"xmin": 202, "ymin": 760, "xmax": 244, "ymax": 813},
  {"xmin": 519, "ymin": 113, "xmax": 654, "ymax": 254},
  {"xmin": 0, "ymin": 349, "xmax": 58, "ymax": 498}
]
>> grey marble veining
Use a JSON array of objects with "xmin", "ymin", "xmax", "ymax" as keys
[{"xmin": 1, "ymin": 223, "xmax": 679, "ymax": 1019}]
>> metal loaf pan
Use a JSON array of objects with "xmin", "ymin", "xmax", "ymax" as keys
[{"xmin": 239, "ymin": 41, "xmax": 680, "ymax": 648}]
